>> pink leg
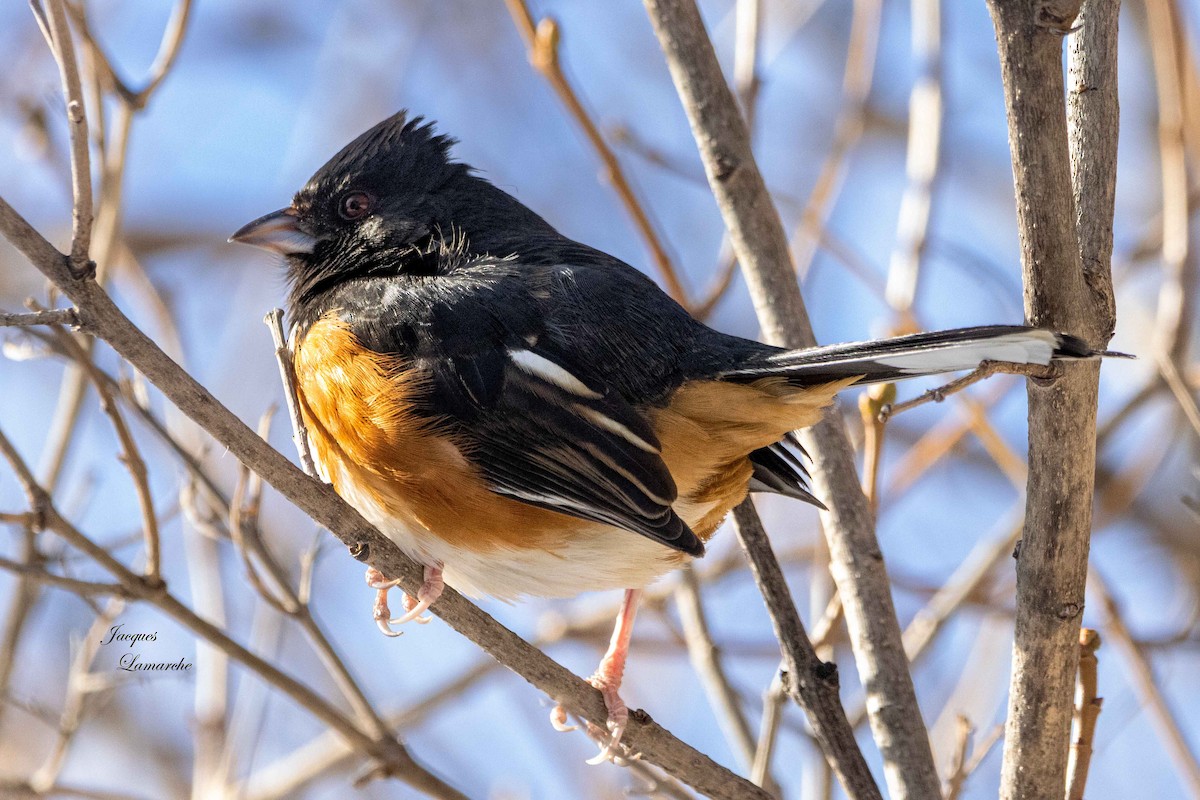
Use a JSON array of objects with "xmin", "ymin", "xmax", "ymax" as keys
[
  {"xmin": 552, "ymin": 588, "xmax": 643, "ymax": 764},
  {"xmin": 366, "ymin": 564, "xmax": 444, "ymax": 636}
]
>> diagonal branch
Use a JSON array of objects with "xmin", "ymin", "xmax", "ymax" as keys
[
  {"xmin": 0, "ymin": 193, "xmax": 772, "ymax": 800},
  {"xmin": 640, "ymin": 1, "xmax": 940, "ymax": 796},
  {"xmin": 730, "ymin": 503, "xmax": 882, "ymax": 799}
]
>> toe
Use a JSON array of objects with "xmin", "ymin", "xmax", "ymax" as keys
[{"xmin": 549, "ymin": 704, "xmax": 578, "ymax": 732}]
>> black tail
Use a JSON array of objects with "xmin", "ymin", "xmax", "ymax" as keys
[
  {"xmin": 740, "ymin": 325, "xmax": 1124, "ymax": 508},
  {"xmin": 722, "ymin": 325, "xmax": 1105, "ymax": 387}
]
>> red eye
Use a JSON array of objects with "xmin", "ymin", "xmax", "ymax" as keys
[{"xmin": 338, "ymin": 191, "xmax": 373, "ymax": 220}]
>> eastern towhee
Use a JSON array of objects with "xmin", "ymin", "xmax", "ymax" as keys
[{"xmin": 232, "ymin": 111, "xmax": 1102, "ymax": 761}]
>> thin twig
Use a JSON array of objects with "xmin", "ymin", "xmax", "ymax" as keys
[
  {"xmin": 884, "ymin": 381, "xmax": 1011, "ymax": 497},
  {"xmin": 1145, "ymin": 0, "xmax": 1191, "ymax": 364},
  {"xmin": 62, "ymin": 0, "xmax": 193, "ymax": 110},
  {"xmin": 674, "ymin": 567, "xmax": 765, "ymax": 780},
  {"xmin": 229, "ymin": 411, "xmax": 297, "ymax": 615},
  {"xmin": 858, "ymin": 383, "xmax": 894, "ymax": 515},
  {"xmin": 730, "ymin": 502, "xmax": 881, "ymax": 800},
  {"xmin": 29, "ymin": 598, "xmax": 126, "ymax": 793},
  {"xmin": 44, "ymin": 322, "xmax": 162, "ymax": 584},
  {"xmin": 846, "ymin": 510, "xmax": 1025, "ymax": 730},
  {"xmin": 1065, "ymin": 628, "xmax": 1103, "ymax": 800},
  {"xmin": 879, "ymin": 361, "xmax": 1057, "ymax": 422},
  {"xmin": 749, "ymin": 664, "xmax": 788, "ymax": 788},
  {"xmin": 945, "ymin": 720, "xmax": 1003, "ymax": 800},
  {"xmin": 0, "ymin": 555, "xmax": 133, "ymax": 598},
  {"xmin": 264, "ymin": 309, "xmax": 317, "ymax": 477},
  {"xmin": 690, "ymin": 0, "xmax": 763, "ymax": 322},
  {"xmin": 133, "ymin": 0, "xmax": 192, "ymax": 107},
  {"xmin": 791, "ymin": 0, "xmax": 882, "ymax": 279},
  {"xmin": 503, "ymin": 0, "xmax": 690, "ymax": 306},
  {"xmin": 1158, "ymin": 351, "xmax": 1200, "ymax": 439},
  {"xmin": 943, "ymin": 716, "xmax": 972, "ymax": 800},
  {"xmin": 39, "ymin": 0, "xmax": 93, "ymax": 274},
  {"xmin": 0, "ymin": 424, "xmax": 467, "ymax": 800},
  {"xmin": 0, "ymin": 308, "xmax": 80, "ymax": 328},
  {"xmin": 885, "ymin": 0, "xmax": 943, "ymax": 315}
]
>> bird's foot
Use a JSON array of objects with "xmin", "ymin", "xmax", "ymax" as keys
[
  {"xmin": 366, "ymin": 564, "xmax": 443, "ymax": 637},
  {"xmin": 551, "ymin": 588, "xmax": 642, "ymax": 765},
  {"xmin": 549, "ymin": 672, "xmax": 638, "ymax": 765},
  {"xmin": 582, "ymin": 672, "xmax": 638, "ymax": 766}
]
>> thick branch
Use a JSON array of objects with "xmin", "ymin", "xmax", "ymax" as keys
[
  {"xmin": 640, "ymin": 2, "xmax": 940, "ymax": 797},
  {"xmin": 985, "ymin": 1, "xmax": 1118, "ymax": 798}
]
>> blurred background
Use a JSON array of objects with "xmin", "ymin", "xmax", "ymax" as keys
[{"xmin": 0, "ymin": 0, "xmax": 1196, "ymax": 797}]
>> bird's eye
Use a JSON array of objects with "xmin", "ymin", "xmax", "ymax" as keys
[{"xmin": 338, "ymin": 191, "xmax": 373, "ymax": 221}]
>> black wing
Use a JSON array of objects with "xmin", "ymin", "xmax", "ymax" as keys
[{"xmin": 421, "ymin": 344, "xmax": 704, "ymax": 557}]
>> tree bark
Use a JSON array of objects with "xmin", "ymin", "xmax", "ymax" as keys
[{"xmin": 985, "ymin": 2, "xmax": 1118, "ymax": 798}]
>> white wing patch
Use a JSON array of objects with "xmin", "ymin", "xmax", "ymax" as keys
[
  {"xmin": 508, "ymin": 349, "xmax": 602, "ymax": 398},
  {"xmin": 875, "ymin": 331, "xmax": 1059, "ymax": 373},
  {"xmin": 575, "ymin": 405, "xmax": 660, "ymax": 454}
]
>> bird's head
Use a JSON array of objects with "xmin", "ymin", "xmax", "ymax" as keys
[{"xmin": 230, "ymin": 111, "xmax": 469, "ymax": 298}]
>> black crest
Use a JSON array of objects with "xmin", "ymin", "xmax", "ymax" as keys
[{"xmin": 295, "ymin": 111, "xmax": 464, "ymax": 206}]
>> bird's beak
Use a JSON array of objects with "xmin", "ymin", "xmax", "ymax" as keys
[{"xmin": 228, "ymin": 207, "xmax": 318, "ymax": 256}]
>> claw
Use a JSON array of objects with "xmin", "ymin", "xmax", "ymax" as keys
[
  {"xmin": 550, "ymin": 703, "xmax": 578, "ymax": 732},
  {"xmin": 365, "ymin": 566, "xmax": 400, "ymax": 591},
  {"xmin": 366, "ymin": 564, "xmax": 443, "ymax": 636},
  {"xmin": 584, "ymin": 673, "xmax": 633, "ymax": 765},
  {"xmin": 373, "ymin": 584, "xmax": 405, "ymax": 637},
  {"xmin": 401, "ymin": 592, "xmax": 434, "ymax": 624}
]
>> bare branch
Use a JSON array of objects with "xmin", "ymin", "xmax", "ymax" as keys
[
  {"xmin": 38, "ymin": 0, "xmax": 94, "ymax": 274},
  {"xmin": 264, "ymin": 309, "xmax": 317, "ymax": 477},
  {"xmin": 730, "ymin": 502, "xmax": 881, "ymax": 800},
  {"xmin": 885, "ymin": 0, "xmax": 943, "ymax": 315},
  {"xmin": 29, "ymin": 598, "xmax": 125, "ymax": 792},
  {"xmin": 1091, "ymin": 568, "xmax": 1200, "ymax": 795},
  {"xmin": 943, "ymin": 716, "xmax": 972, "ymax": 800},
  {"xmin": 44, "ymin": 322, "xmax": 162, "ymax": 584},
  {"xmin": 791, "ymin": 0, "xmax": 882, "ymax": 279},
  {"xmin": 858, "ymin": 383, "xmax": 894, "ymax": 515},
  {"xmin": 640, "ymin": 2, "xmax": 941, "ymax": 795},
  {"xmin": 0, "ymin": 556, "xmax": 133, "ymax": 599},
  {"xmin": 134, "ymin": 0, "xmax": 193, "ymax": 107},
  {"xmin": 0, "ymin": 425, "xmax": 467, "ymax": 800},
  {"xmin": 879, "ymin": 361, "xmax": 1058, "ymax": 422},
  {"xmin": 674, "ymin": 567, "xmax": 765, "ymax": 780},
  {"xmin": 0, "ymin": 308, "xmax": 80, "ymax": 328},
  {"xmin": 1065, "ymin": 628, "xmax": 1103, "ymax": 800},
  {"xmin": 984, "ymin": 0, "xmax": 1118, "ymax": 795},
  {"xmin": 945, "ymin": 719, "xmax": 1003, "ymax": 800},
  {"xmin": 749, "ymin": 664, "xmax": 788, "ymax": 788}
]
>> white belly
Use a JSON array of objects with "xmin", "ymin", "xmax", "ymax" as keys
[{"xmin": 325, "ymin": 461, "xmax": 688, "ymax": 601}]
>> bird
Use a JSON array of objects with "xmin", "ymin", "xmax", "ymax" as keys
[{"xmin": 230, "ymin": 111, "xmax": 1104, "ymax": 762}]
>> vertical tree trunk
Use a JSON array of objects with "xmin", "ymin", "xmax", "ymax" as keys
[{"xmin": 986, "ymin": 2, "xmax": 1118, "ymax": 798}]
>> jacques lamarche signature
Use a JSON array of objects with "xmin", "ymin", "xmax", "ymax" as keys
[{"xmin": 100, "ymin": 623, "xmax": 193, "ymax": 672}]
